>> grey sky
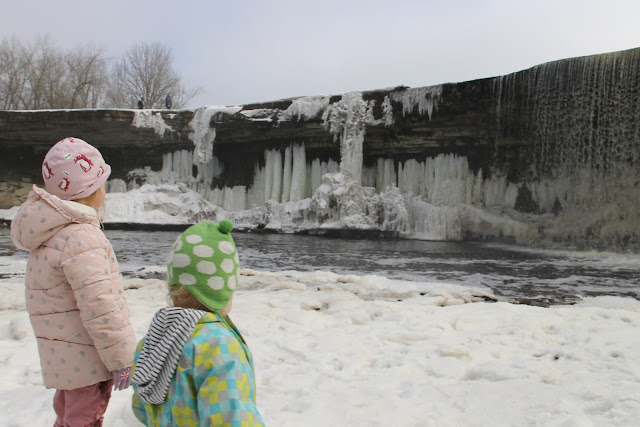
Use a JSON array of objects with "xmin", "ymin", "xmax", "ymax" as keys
[{"xmin": 2, "ymin": 0, "xmax": 639, "ymax": 107}]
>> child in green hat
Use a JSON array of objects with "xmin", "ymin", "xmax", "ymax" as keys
[{"xmin": 131, "ymin": 220, "xmax": 264, "ymax": 426}]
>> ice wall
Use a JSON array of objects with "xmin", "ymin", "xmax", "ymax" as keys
[
  {"xmin": 209, "ymin": 145, "xmax": 339, "ymax": 212},
  {"xmin": 356, "ymin": 154, "xmax": 525, "ymax": 241},
  {"xmin": 120, "ymin": 142, "xmax": 339, "ymax": 212}
]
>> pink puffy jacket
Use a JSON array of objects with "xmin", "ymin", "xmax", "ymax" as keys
[{"xmin": 11, "ymin": 185, "xmax": 137, "ymax": 390}]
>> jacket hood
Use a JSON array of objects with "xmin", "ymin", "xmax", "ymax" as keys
[
  {"xmin": 132, "ymin": 307, "xmax": 210, "ymax": 405},
  {"xmin": 11, "ymin": 185, "xmax": 100, "ymax": 251}
]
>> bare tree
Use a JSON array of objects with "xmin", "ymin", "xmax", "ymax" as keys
[
  {"xmin": 65, "ymin": 44, "xmax": 108, "ymax": 108},
  {"xmin": 0, "ymin": 37, "xmax": 200, "ymax": 110},
  {"xmin": 25, "ymin": 36, "xmax": 68, "ymax": 109},
  {"xmin": 0, "ymin": 37, "xmax": 32, "ymax": 109},
  {"xmin": 106, "ymin": 42, "xmax": 178, "ymax": 108},
  {"xmin": 0, "ymin": 36, "xmax": 109, "ymax": 110},
  {"xmin": 105, "ymin": 42, "xmax": 200, "ymax": 109}
]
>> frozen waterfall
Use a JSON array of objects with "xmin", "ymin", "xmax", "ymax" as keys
[
  {"xmin": 112, "ymin": 88, "xmax": 539, "ymax": 243},
  {"xmin": 109, "ymin": 48, "xmax": 640, "ymax": 252}
]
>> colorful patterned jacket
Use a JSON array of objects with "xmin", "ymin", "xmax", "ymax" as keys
[{"xmin": 131, "ymin": 308, "xmax": 264, "ymax": 426}]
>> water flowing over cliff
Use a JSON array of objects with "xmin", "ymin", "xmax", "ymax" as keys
[{"xmin": 1, "ymin": 48, "xmax": 638, "ymax": 252}]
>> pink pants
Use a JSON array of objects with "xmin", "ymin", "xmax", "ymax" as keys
[{"xmin": 53, "ymin": 379, "xmax": 114, "ymax": 427}]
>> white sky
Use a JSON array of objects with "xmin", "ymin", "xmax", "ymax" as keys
[{"xmin": 2, "ymin": 0, "xmax": 640, "ymax": 107}]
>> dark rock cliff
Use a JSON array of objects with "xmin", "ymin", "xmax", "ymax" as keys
[{"xmin": 0, "ymin": 109, "xmax": 194, "ymax": 182}]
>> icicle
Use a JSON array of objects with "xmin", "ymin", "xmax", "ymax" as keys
[
  {"xmin": 322, "ymin": 92, "xmax": 374, "ymax": 184},
  {"xmin": 270, "ymin": 149, "xmax": 283, "ymax": 203},
  {"xmin": 398, "ymin": 159, "xmax": 425, "ymax": 197},
  {"xmin": 310, "ymin": 159, "xmax": 323, "ymax": 194},
  {"xmin": 390, "ymin": 86, "xmax": 443, "ymax": 120},
  {"xmin": 304, "ymin": 162, "xmax": 313, "ymax": 199},
  {"xmin": 381, "ymin": 159, "xmax": 397, "ymax": 192},
  {"xmin": 221, "ymin": 186, "xmax": 247, "ymax": 211},
  {"xmin": 290, "ymin": 143, "xmax": 307, "ymax": 202},
  {"xmin": 106, "ymin": 179, "xmax": 127, "ymax": 193},
  {"xmin": 361, "ymin": 165, "xmax": 377, "ymax": 188},
  {"xmin": 196, "ymin": 155, "xmax": 223, "ymax": 186},
  {"xmin": 248, "ymin": 163, "xmax": 265, "ymax": 207},
  {"xmin": 263, "ymin": 150, "xmax": 274, "ymax": 202},
  {"xmin": 282, "ymin": 146, "xmax": 292, "ymax": 203},
  {"xmin": 375, "ymin": 158, "xmax": 385, "ymax": 193},
  {"xmin": 381, "ymin": 96, "xmax": 394, "ymax": 127}
]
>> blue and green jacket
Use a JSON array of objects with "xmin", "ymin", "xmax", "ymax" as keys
[{"xmin": 131, "ymin": 307, "xmax": 264, "ymax": 426}]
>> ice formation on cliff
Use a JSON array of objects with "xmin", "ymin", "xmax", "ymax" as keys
[
  {"xmin": 390, "ymin": 85, "xmax": 443, "ymax": 120},
  {"xmin": 279, "ymin": 96, "xmax": 330, "ymax": 122},
  {"xmin": 113, "ymin": 90, "xmax": 538, "ymax": 243},
  {"xmin": 107, "ymin": 140, "xmax": 536, "ymax": 242},
  {"xmin": 322, "ymin": 92, "xmax": 375, "ymax": 183},
  {"xmin": 188, "ymin": 106, "xmax": 242, "ymax": 164},
  {"xmin": 132, "ymin": 110, "xmax": 172, "ymax": 137}
]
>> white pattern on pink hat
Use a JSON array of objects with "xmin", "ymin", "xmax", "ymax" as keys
[{"xmin": 42, "ymin": 137, "xmax": 112, "ymax": 200}]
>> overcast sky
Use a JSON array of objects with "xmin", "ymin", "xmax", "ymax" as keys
[{"xmin": 2, "ymin": 0, "xmax": 639, "ymax": 107}]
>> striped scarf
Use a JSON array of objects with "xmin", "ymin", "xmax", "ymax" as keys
[{"xmin": 132, "ymin": 307, "xmax": 207, "ymax": 405}]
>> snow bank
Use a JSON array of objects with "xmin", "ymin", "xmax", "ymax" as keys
[
  {"xmin": 1, "ymin": 260, "xmax": 639, "ymax": 426},
  {"xmin": 102, "ymin": 184, "xmax": 220, "ymax": 224}
]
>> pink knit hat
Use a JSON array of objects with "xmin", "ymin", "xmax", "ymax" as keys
[{"xmin": 42, "ymin": 137, "xmax": 111, "ymax": 200}]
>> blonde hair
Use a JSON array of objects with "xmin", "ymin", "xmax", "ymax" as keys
[
  {"xmin": 169, "ymin": 285, "xmax": 211, "ymax": 311},
  {"xmin": 74, "ymin": 185, "xmax": 104, "ymax": 210}
]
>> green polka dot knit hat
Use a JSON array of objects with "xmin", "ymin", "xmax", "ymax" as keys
[{"xmin": 167, "ymin": 220, "xmax": 240, "ymax": 311}]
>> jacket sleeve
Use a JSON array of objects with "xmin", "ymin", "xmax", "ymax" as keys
[
  {"xmin": 192, "ymin": 330, "xmax": 264, "ymax": 426},
  {"xmin": 60, "ymin": 227, "xmax": 137, "ymax": 371}
]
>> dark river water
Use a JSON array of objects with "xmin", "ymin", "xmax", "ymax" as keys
[{"xmin": 2, "ymin": 228, "xmax": 639, "ymax": 306}]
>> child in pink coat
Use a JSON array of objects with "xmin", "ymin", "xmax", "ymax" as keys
[{"xmin": 11, "ymin": 137, "xmax": 137, "ymax": 427}]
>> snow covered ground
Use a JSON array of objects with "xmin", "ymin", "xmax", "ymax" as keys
[{"xmin": 1, "ymin": 256, "xmax": 639, "ymax": 426}]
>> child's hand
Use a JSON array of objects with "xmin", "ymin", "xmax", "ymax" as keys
[{"xmin": 112, "ymin": 367, "xmax": 132, "ymax": 391}]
